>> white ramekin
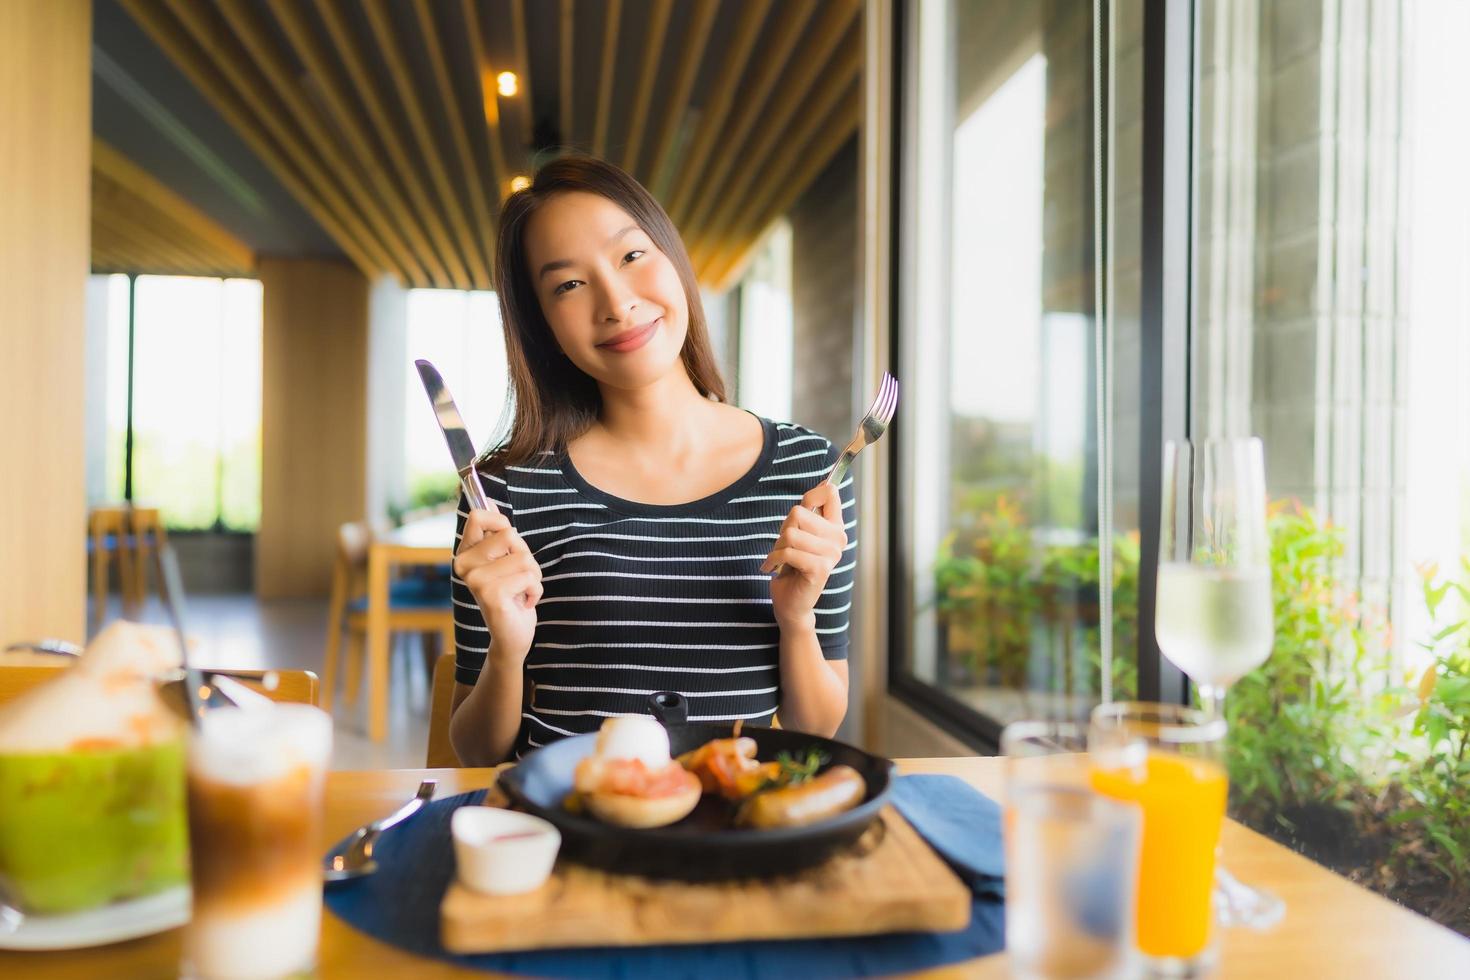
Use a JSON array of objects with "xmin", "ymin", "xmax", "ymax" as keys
[{"xmin": 450, "ymin": 806, "xmax": 561, "ymax": 896}]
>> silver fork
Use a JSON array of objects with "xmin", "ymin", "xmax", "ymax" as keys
[
  {"xmin": 773, "ymin": 372, "xmax": 898, "ymax": 575},
  {"xmin": 826, "ymin": 372, "xmax": 898, "ymax": 489}
]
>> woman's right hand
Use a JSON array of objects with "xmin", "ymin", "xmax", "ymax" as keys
[{"xmin": 453, "ymin": 507, "xmax": 542, "ymax": 663}]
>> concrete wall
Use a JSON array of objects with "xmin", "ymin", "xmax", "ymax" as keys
[
  {"xmin": 787, "ymin": 137, "xmax": 865, "ymax": 743},
  {"xmin": 790, "ymin": 138, "xmax": 860, "ymax": 447},
  {"xmin": 725, "ymin": 137, "xmax": 865, "ymax": 741},
  {"xmin": 1197, "ymin": 0, "xmax": 1407, "ymax": 618}
]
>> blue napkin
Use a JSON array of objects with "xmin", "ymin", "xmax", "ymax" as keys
[
  {"xmin": 323, "ymin": 774, "xmax": 1006, "ymax": 978},
  {"xmin": 890, "ymin": 774, "xmax": 1005, "ymax": 899}
]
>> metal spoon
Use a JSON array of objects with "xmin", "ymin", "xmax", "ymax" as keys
[
  {"xmin": 2, "ymin": 639, "xmax": 82, "ymax": 658},
  {"xmin": 323, "ymin": 780, "xmax": 438, "ymax": 883}
]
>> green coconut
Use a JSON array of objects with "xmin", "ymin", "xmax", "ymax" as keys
[
  {"xmin": 0, "ymin": 623, "xmax": 190, "ymax": 914},
  {"xmin": 0, "ymin": 740, "xmax": 188, "ymax": 913}
]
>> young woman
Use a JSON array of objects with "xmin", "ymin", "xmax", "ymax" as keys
[{"xmin": 448, "ymin": 157, "xmax": 855, "ymax": 766}]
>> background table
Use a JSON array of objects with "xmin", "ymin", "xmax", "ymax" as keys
[
  {"xmin": 6, "ymin": 757, "xmax": 1469, "ymax": 978},
  {"xmin": 365, "ymin": 512, "xmax": 456, "ymax": 740}
]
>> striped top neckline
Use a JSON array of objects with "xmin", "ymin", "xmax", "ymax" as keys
[{"xmin": 553, "ymin": 413, "xmax": 777, "ymax": 518}]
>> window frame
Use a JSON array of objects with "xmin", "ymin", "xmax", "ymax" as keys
[{"xmin": 885, "ymin": 0, "xmax": 1197, "ymax": 749}]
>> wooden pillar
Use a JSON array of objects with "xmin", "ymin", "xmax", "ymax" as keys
[
  {"xmin": 257, "ymin": 258, "xmax": 369, "ymax": 598},
  {"xmin": 0, "ymin": 1, "xmax": 91, "ymax": 647}
]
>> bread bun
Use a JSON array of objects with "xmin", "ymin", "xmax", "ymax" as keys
[{"xmin": 585, "ymin": 770, "xmax": 701, "ymax": 829}]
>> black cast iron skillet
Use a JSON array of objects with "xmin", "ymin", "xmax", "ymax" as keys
[{"xmin": 497, "ymin": 692, "xmax": 896, "ymax": 881}]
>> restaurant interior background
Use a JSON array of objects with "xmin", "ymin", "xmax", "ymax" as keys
[{"xmin": 2, "ymin": 0, "xmax": 1468, "ymax": 938}]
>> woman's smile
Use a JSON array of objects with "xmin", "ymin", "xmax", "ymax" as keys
[{"xmin": 597, "ymin": 317, "xmax": 662, "ymax": 353}]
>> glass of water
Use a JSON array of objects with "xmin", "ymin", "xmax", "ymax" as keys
[
  {"xmin": 1001, "ymin": 720, "xmax": 1092, "ymax": 790},
  {"xmin": 1002, "ymin": 721, "xmax": 1142, "ymax": 980},
  {"xmin": 1157, "ymin": 438, "xmax": 1274, "ymax": 718}
]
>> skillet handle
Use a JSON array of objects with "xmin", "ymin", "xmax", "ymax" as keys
[{"xmin": 647, "ymin": 691, "xmax": 688, "ymax": 727}]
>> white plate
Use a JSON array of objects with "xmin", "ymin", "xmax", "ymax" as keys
[{"xmin": 0, "ymin": 886, "xmax": 190, "ymax": 951}]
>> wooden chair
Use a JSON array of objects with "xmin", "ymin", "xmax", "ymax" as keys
[
  {"xmin": 0, "ymin": 657, "xmax": 320, "ymax": 709},
  {"xmin": 320, "ymin": 521, "xmax": 454, "ymax": 715},
  {"xmin": 426, "ymin": 651, "xmax": 459, "ymax": 767},
  {"xmin": 321, "ymin": 521, "xmax": 371, "ymax": 712},
  {"xmin": 86, "ymin": 506, "xmax": 137, "ymax": 629},
  {"xmin": 128, "ymin": 507, "xmax": 169, "ymax": 614}
]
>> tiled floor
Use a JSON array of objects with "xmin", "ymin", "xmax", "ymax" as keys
[{"xmin": 87, "ymin": 593, "xmax": 432, "ymax": 771}]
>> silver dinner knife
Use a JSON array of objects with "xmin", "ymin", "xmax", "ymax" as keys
[{"xmin": 414, "ymin": 359, "xmax": 491, "ymax": 513}]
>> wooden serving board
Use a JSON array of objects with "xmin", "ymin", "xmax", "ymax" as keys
[{"xmin": 440, "ymin": 778, "xmax": 972, "ymax": 954}]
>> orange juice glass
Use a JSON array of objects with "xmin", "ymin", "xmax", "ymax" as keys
[{"xmin": 1090, "ymin": 702, "xmax": 1228, "ymax": 974}]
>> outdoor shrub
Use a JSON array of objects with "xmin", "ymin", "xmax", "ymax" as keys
[
  {"xmin": 1223, "ymin": 501, "xmax": 1375, "ymax": 826},
  {"xmin": 935, "ymin": 495, "xmax": 1470, "ymax": 932},
  {"xmin": 933, "ymin": 497, "xmax": 1139, "ymax": 700},
  {"xmin": 1390, "ymin": 561, "xmax": 1470, "ymax": 893}
]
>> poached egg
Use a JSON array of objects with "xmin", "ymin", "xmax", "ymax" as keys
[{"xmin": 593, "ymin": 715, "xmax": 672, "ymax": 769}]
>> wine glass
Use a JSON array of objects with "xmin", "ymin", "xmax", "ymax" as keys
[{"xmin": 1158, "ymin": 437, "xmax": 1285, "ymax": 929}]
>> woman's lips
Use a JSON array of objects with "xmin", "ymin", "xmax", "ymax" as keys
[{"xmin": 597, "ymin": 318, "xmax": 660, "ymax": 353}]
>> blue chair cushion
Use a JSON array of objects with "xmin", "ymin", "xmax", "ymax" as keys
[
  {"xmin": 85, "ymin": 535, "xmax": 138, "ymax": 553},
  {"xmin": 347, "ymin": 578, "xmax": 452, "ymax": 613}
]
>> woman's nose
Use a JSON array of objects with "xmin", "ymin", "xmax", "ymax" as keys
[{"xmin": 596, "ymin": 275, "xmax": 637, "ymax": 322}]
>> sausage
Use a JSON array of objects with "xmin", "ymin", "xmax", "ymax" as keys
[{"xmin": 735, "ymin": 765, "xmax": 866, "ymax": 829}]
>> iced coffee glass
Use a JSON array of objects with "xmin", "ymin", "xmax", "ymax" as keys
[{"xmin": 182, "ymin": 704, "xmax": 332, "ymax": 980}]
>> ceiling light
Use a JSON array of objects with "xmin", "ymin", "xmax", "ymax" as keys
[
  {"xmin": 497, "ymin": 72, "xmax": 518, "ymax": 97},
  {"xmin": 509, "ymin": 176, "xmax": 531, "ymax": 193}
]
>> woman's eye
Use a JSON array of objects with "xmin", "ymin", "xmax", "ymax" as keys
[{"xmin": 551, "ymin": 251, "xmax": 641, "ymax": 296}]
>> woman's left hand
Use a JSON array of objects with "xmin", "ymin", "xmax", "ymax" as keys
[{"xmin": 762, "ymin": 481, "xmax": 847, "ymax": 631}]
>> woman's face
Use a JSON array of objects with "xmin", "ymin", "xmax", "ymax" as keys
[{"xmin": 523, "ymin": 191, "xmax": 690, "ymax": 392}]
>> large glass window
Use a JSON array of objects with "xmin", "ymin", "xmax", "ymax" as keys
[
  {"xmin": 103, "ymin": 275, "xmax": 264, "ymax": 531},
  {"xmin": 897, "ymin": 0, "xmax": 1135, "ymax": 735},
  {"xmin": 1104, "ymin": 0, "xmax": 1146, "ymax": 707},
  {"xmin": 735, "ymin": 219, "xmax": 795, "ymax": 422},
  {"xmin": 1193, "ymin": 0, "xmax": 1470, "ymax": 936},
  {"xmin": 89, "ymin": 273, "xmax": 132, "ymax": 505},
  {"xmin": 402, "ymin": 289, "xmax": 509, "ymax": 511},
  {"xmin": 891, "ymin": 0, "xmax": 1469, "ymax": 938}
]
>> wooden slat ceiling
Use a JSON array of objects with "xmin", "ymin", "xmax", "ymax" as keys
[
  {"xmin": 92, "ymin": 138, "xmax": 255, "ymax": 278},
  {"xmin": 116, "ymin": 0, "xmax": 861, "ymax": 292}
]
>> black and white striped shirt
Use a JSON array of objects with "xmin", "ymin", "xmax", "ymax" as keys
[{"xmin": 452, "ymin": 416, "xmax": 857, "ymax": 758}]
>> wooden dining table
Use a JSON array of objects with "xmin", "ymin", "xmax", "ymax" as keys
[
  {"xmin": 364, "ymin": 512, "xmax": 456, "ymax": 741},
  {"xmin": 7, "ymin": 756, "xmax": 1470, "ymax": 978}
]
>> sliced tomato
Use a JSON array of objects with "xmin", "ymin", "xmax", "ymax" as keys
[
  {"xmin": 597, "ymin": 758, "xmax": 695, "ymax": 799},
  {"xmin": 641, "ymin": 761, "xmax": 700, "ymax": 798}
]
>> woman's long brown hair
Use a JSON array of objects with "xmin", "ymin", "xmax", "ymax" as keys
[{"xmin": 483, "ymin": 156, "xmax": 727, "ymax": 472}]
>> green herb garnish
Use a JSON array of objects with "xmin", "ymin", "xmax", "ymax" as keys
[{"xmin": 774, "ymin": 747, "xmax": 829, "ymax": 786}]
